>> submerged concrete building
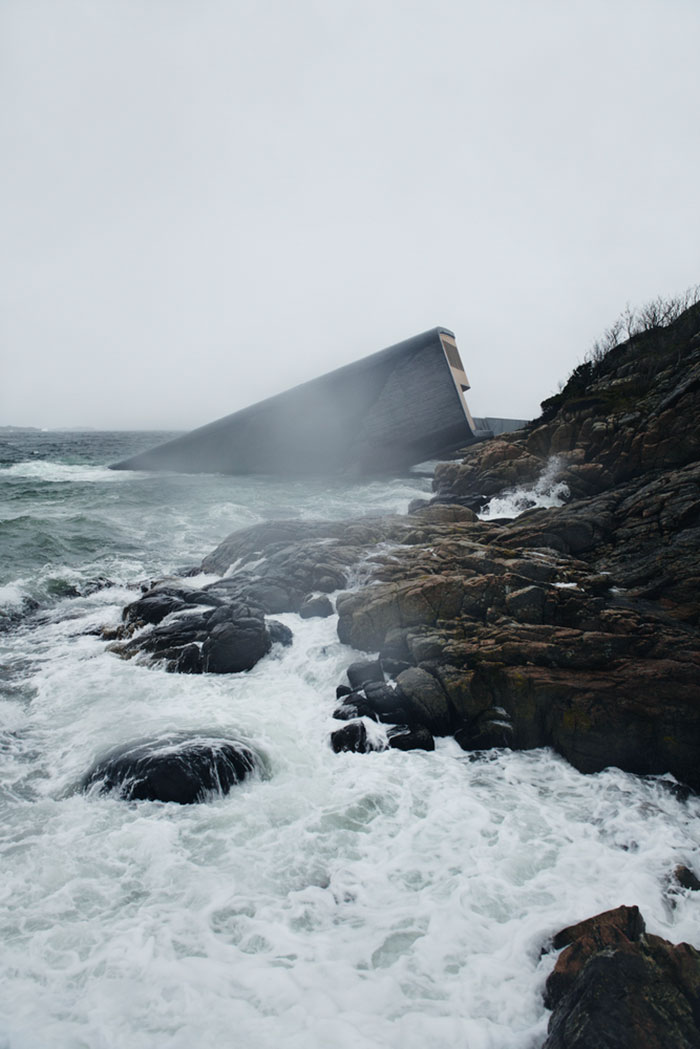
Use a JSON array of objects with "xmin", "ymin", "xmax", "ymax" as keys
[{"xmin": 112, "ymin": 328, "xmax": 525, "ymax": 476}]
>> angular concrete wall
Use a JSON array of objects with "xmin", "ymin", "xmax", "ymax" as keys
[
  {"xmin": 112, "ymin": 328, "xmax": 482, "ymax": 476},
  {"xmin": 473, "ymin": 417, "xmax": 529, "ymax": 437}
]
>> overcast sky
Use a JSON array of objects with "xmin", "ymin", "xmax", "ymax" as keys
[{"xmin": 2, "ymin": 0, "xmax": 699, "ymax": 430}]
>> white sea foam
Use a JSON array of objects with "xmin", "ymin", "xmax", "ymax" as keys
[
  {"xmin": 0, "ymin": 579, "xmax": 29, "ymax": 611},
  {"xmin": 1, "ymin": 460, "xmax": 130, "ymax": 483},
  {"xmin": 479, "ymin": 458, "xmax": 570, "ymax": 520}
]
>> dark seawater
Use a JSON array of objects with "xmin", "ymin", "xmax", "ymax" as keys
[
  {"xmin": 0, "ymin": 431, "xmax": 698, "ymax": 1049},
  {"xmin": 0, "ymin": 430, "xmax": 428, "ymax": 616}
]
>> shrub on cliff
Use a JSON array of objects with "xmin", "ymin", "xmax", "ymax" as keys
[{"xmin": 538, "ymin": 286, "xmax": 700, "ymax": 423}]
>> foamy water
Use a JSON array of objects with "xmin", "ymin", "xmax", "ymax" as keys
[
  {"xmin": 479, "ymin": 458, "xmax": 570, "ymax": 519},
  {"xmin": 1, "ymin": 434, "xmax": 698, "ymax": 1049}
]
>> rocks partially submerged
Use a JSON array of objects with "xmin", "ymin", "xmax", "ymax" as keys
[
  {"xmin": 106, "ymin": 580, "xmax": 294, "ymax": 674},
  {"xmin": 330, "ymin": 507, "xmax": 700, "ymax": 786},
  {"xmin": 81, "ymin": 735, "xmax": 264, "ymax": 804},
  {"xmin": 542, "ymin": 905, "xmax": 700, "ymax": 1048},
  {"xmin": 331, "ymin": 660, "xmax": 437, "ymax": 753}
]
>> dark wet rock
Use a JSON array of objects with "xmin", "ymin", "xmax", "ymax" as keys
[
  {"xmin": 144, "ymin": 610, "xmax": 211, "ymax": 644},
  {"xmin": 181, "ymin": 591, "xmax": 225, "ymax": 609},
  {"xmin": 267, "ymin": 619, "xmax": 293, "ymax": 647},
  {"xmin": 333, "ymin": 684, "xmax": 407, "ymax": 725},
  {"xmin": 174, "ymin": 564, "xmax": 202, "ymax": 577},
  {"xmin": 542, "ymin": 905, "xmax": 700, "ymax": 1049},
  {"xmin": 408, "ymin": 497, "xmax": 431, "ymax": 513},
  {"xmin": 361, "ymin": 681, "xmax": 410, "ymax": 723},
  {"xmin": 454, "ymin": 706, "xmax": 514, "ymax": 751},
  {"xmin": 46, "ymin": 578, "xmax": 81, "ymax": 598},
  {"xmin": 394, "ymin": 667, "xmax": 452, "ymax": 735},
  {"xmin": 505, "ymin": 585, "xmax": 546, "ymax": 624},
  {"xmin": 330, "ymin": 721, "xmax": 380, "ymax": 754},
  {"xmin": 387, "ymin": 725, "xmax": 435, "ymax": 751},
  {"xmin": 200, "ymin": 520, "xmax": 364, "ymax": 593},
  {"xmin": 169, "ymin": 643, "xmax": 202, "ymax": 674},
  {"xmin": 407, "ymin": 630, "xmax": 448, "ymax": 663},
  {"xmin": 336, "ymin": 684, "xmax": 353, "ymax": 700},
  {"xmin": 411, "ymin": 503, "xmax": 479, "ymax": 524},
  {"xmin": 123, "ymin": 590, "xmax": 187, "ymax": 626},
  {"xmin": 81, "ymin": 736, "xmax": 262, "ymax": 804},
  {"xmin": 380, "ymin": 627, "xmax": 412, "ymax": 663},
  {"xmin": 203, "ymin": 577, "xmax": 301, "ymax": 614},
  {"xmin": 333, "ymin": 702, "xmax": 365, "ymax": 721},
  {"xmin": 347, "ymin": 660, "xmax": 385, "ymax": 689},
  {"xmin": 206, "ymin": 604, "xmax": 243, "ymax": 628},
  {"xmin": 201, "ymin": 612, "xmax": 270, "ymax": 674},
  {"xmin": 245, "ymin": 582, "xmax": 300, "ymax": 614},
  {"xmin": 429, "ymin": 492, "xmax": 491, "ymax": 514},
  {"xmin": 203, "ymin": 577, "xmax": 243, "ymax": 591},
  {"xmin": 333, "ymin": 696, "xmax": 378, "ymax": 722},
  {"xmin": 112, "ymin": 588, "xmax": 280, "ymax": 675},
  {"xmin": 77, "ymin": 576, "xmax": 115, "ymax": 597},
  {"xmin": 674, "ymin": 865, "xmax": 700, "ymax": 892},
  {"xmin": 379, "ymin": 657, "xmax": 412, "ymax": 678},
  {"xmin": 299, "ymin": 594, "xmax": 334, "ymax": 618},
  {"xmin": 661, "ymin": 781, "xmax": 695, "ymax": 803},
  {"xmin": 119, "ymin": 612, "xmax": 211, "ymax": 657}
]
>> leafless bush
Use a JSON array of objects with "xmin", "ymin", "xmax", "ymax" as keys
[
  {"xmin": 538, "ymin": 284, "xmax": 699, "ymax": 422},
  {"xmin": 586, "ymin": 285, "xmax": 700, "ymax": 369}
]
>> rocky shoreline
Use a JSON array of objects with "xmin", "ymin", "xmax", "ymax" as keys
[
  {"xmin": 102, "ymin": 299, "xmax": 700, "ymax": 1047},
  {"xmin": 109, "ymin": 299, "xmax": 700, "ymax": 791}
]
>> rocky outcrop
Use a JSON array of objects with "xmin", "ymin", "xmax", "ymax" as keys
[
  {"xmin": 434, "ymin": 300, "xmax": 700, "ymax": 503},
  {"xmin": 323, "ymin": 302, "xmax": 700, "ymax": 788},
  {"xmin": 81, "ymin": 736, "xmax": 263, "ymax": 803},
  {"xmin": 542, "ymin": 905, "xmax": 700, "ymax": 1048},
  {"xmin": 201, "ymin": 520, "xmax": 356, "ymax": 604},
  {"xmin": 107, "ymin": 581, "xmax": 292, "ymax": 674},
  {"xmin": 331, "ymin": 516, "xmax": 700, "ymax": 785}
]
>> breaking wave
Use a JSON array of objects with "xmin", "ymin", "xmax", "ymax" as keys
[
  {"xmin": 1, "ymin": 460, "xmax": 130, "ymax": 484},
  {"xmin": 479, "ymin": 458, "xmax": 570, "ymax": 520}
]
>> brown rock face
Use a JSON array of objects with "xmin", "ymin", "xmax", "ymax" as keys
[
  {"xmin": 543, "ymin": 906, "xmax": 700, "ymax": 1049},
  {"xmin": 330, "ymin": 508, "xmax": 700, "ymax": 783}
]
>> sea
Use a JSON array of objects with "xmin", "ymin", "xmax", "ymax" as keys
[{"xmin": 1, "ymin": 430, "xmax": 698, "ymax": 1049}]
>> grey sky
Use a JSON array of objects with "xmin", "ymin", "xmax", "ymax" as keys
[{"xmin": 2, "ymin": 0, "xmax": 699, "ymax": 430}]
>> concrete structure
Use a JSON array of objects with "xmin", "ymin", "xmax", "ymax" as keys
[{"xmin": 112, "ymin": 328, "xmax": 526, "ymax": 476}]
